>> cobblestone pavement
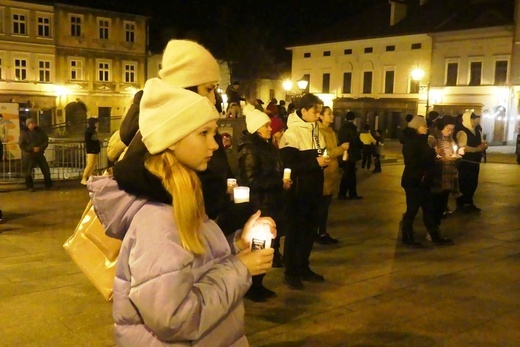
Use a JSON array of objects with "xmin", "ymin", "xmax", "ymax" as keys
[{"xmin": 0, "ymin": 162, "xmax": 519, "ymax": 346}]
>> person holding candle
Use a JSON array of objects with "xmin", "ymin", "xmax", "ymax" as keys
[
  {"xmin": 427, "ymin": 116, "xmax": 460, "ymax": 237},
  {"xmin": 237, "ymin": 108, "xmax": 291, "ymax": 301},
  {"xmin": 89, "ymin": 78, "xmax": 275, "ymax": 346},
  {"xmin": 454, "ymin": 111, "xmax": 488, "ymax": 213},
  {"xmin": 399, "ymin": 115, "xmax": 453, "ymax": 247},
  {"xmin": 113, "ymin": 39, "xmax": 234, "ymax": 221},
  {"xmin": 279, "ymin": 93, "xmax": 330, "ymax": 290},
  {"xmin": 316, "ymin": 106, "xmax": 349, "ymax": 245}
]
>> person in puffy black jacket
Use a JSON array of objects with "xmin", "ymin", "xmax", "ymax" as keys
[
  {"xmin": 236, "ymin": 108, "xmax": 290, "ymax": 302},
  {"xmin": 399, "ymin": 116, "xmax": 453, "ymax": 247}
]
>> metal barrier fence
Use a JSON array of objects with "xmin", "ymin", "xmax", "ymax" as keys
[{"xmin": 0, "ymin": 139, "xmax": 109, "ymax": 183}]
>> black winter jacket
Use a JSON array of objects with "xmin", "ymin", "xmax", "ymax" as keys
[
  {"xmin": 338, "ymin": 121, "xmax": 362, "ymax": 162},
  {"xmin": 119, "ymin": 90, "xmax": 143, "ymax": 146},
  {"xmin": 237, "ymin": 131, "xmax": 284, "ymax": 214},
  {"xmin": 85, "ymin": 125, "xmax": 101, "ymax": 154},
  {"xmin": 19, "ymin": 127, "xmax": 48, "ymax": 156},
  {"xmin": 400, "ymin": 127, "xmax": 436, "ymax": 189}
]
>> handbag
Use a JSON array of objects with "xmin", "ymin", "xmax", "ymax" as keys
[{"xmin": 63, "ymin": 199, "xmax": 121, "ymax": 301}]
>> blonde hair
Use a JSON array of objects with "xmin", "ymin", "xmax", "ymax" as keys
[{"xmin": 145, "ymin": 150, "xmax": 206, "ymax": 254}]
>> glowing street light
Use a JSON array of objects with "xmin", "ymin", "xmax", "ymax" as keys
[
  {"xmin": 297, "ymin": 77, "xmax": 308, "ymax": 94},
  {"xmin": 410, "ymin": 68, "xmax": 430, "ymax": 114}
]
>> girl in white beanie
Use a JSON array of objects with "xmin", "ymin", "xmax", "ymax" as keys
[{"xmin": 89, "ymin": 78, "xmax": 275, "ymax": 346}]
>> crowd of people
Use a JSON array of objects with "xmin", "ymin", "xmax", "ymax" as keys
[
  {"xmin": 398, "ymin": 110, "xmax": 487, "ymax": 248},
  {"xmin": 2, "ymin": 37, "xmax": 489, "ymax": 345}
]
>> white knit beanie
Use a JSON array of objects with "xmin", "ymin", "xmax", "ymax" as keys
[
  {"xmin": 159, "ymin": 40, "xmax": 220, "ymax": 88},
  {"xmin": 408, "ymin": 115, "xmax": 426, "ymax": 130},
  {"xmin": 139, "ymin": 78, "xmax": 219, "ymax": 154},
  {"xmin": 245, "ymin": 108, "xmax": 271, "ymax": 134}
]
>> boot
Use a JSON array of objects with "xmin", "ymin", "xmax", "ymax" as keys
[
  {"xmin": 400, "ymin": 216, "xmax": 423, "ymax": 248},
  {"xmin": 427, "ymin": 228, "xmax": 454, "ymax": 246}
]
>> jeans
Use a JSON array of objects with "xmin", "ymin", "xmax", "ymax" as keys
[{"xmin": 23, "ymin": 152, "xmax": 52, "ymax": 188}]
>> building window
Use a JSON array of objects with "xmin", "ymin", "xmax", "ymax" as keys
[
  {"xmin": 322, "ymin": 73, "xmax": 330, "ymax": 93},
  {"xmin": 97, "ymin": 61, "xmax": 111, "ymax": 82},
  {"xmin": 494, "ymin": 60, "xmax": 508, "ymax": 85},
  {"xmin": 410, "ymin": 80, "xmax": 420, "ymax": 93},
  {"xmin": 323, "ymin": 51, "xmax": 331, "ymax": 57},
  {"xmin": 12, "ymin": 13, "xmax": 27, "ymax": 35},
  {"xmin": 343, "ymin": 72, "xmax": 352, "ymax": 93},
  {"xmin": 384, "ymin": 70, "xmax": 394, "ymax": 94},
  {"xmin": 37, "ymin": 16, "xmax": 51, "ymax": 37},
  {"xmin": 14, "ymin": 58, "xmax": 28, "ymax": 81},
  {"xmin": 124, "ymin": 21, "xmax": 135, "ymax": 43},
  {"xmin": 411, "ymin": 43, "xmax": 422, "ymax": 50},
  {"xmin": 446, "ymin": 62, "xmax": 458, "ymax": 86},
  {"xmin": 364, "ymin": 47, "xmax": 373, "ymax": 53},
  {"xmin": 386, "ymin": 45, "xmax": 395, "ymax": 52},
  {"xmin": 0, "ymin": 8, "xmax": 4, "ymax": 34},
  {"xmin": 363, "ymin": 71, "xmax": 373, "ymax": 94},
  {"xmin": 469, "ymin": 61, "xmax": 482, "ymax": 86},
  {"xmin": 69, "ymin": 59, "xmax": 84, "ymax": 80},
  {"xmin": 70, "ymin": 15, "xmax": 82, "ymax": 37},
  {"xmin": 344, "ymin": 49, "xmax": 352, "ymax": 55},
  {"xmin": 38, "ymin": 61, "xmax": 51, "ymax": 82},
  {"xmin": 123, "ymin": 63, "xmax": 136, "ymax": 83},
  {"xmin": 304, "ymin": 52, "xmax": 311, "ymax": 58},
  {"xmin": 98, "ymin": 18, "xmax": 110, "ymax": 40},
  {"xmin": 302, "ymin": 74, "xmax": 310, "ymax": 93}
]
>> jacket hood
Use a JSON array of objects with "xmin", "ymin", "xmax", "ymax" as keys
[
  {"xmin": 286, "ymin": 112, "xmax": 315, "ymax": 130},
  {"xmin": 87, "ymin": 176, "xmax": 148, "ymax": 240},
  {"xmin": 462, "ymin": 111, "xmax": 475, "ymax": 132}
]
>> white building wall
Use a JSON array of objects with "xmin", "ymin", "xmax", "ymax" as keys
[
  {"xmin": 288, "ymin": 34, "xmax": 432, "ymax": 100},
  {"xmin": 430, "ymin": 26, "xmax": 515, "ymax": 144}
]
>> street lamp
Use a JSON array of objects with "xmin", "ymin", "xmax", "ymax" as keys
[
  {"xmin": 410, "ymin": 68, "xmax": 430, "ymax": 115},
  {"xmin": 283, "ymin": 79, "xmax": 293, "ymax": 101},
  {"xmin": 297, "ymin": 77, "xmax": 308, "ymax": 94}
]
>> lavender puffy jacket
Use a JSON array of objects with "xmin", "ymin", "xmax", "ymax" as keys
[{"xmin": 89, "ymin": 177, "xmax": 252, "ymax": 346}]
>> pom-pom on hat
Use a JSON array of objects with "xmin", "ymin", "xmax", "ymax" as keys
[
  {"xmin": 139, "ymin": 78, "xmax": 219, "ymax": 154},
  {"xmin": 244, "ymin": 108, "xmax": 271, "ymax": 134},
  {"xmin": 159, "ymin": 40, "xmax": 220, "ymax": 88},
  {"xmin": 408, "ymin": 115, "xmax": 426, "ymax": 130}
]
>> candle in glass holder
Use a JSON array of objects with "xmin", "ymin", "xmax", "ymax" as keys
[
  {"xmin": 250, "ymin": 223, "xmax": 272, "ymax": 251},
  {"xmin": 323, "ymin": 149, "xmax": 328, "ymax": 158},
  {"xmin": 452, "ymin": 144, "xmax": 458, "ymax": 157},
  {"xmin": 283, "ymin": 168, "xmax": 291, "ymax": 180},
  {"xmin": 233, "ymin": 186, "xmax": 250, "ymax": 204}
]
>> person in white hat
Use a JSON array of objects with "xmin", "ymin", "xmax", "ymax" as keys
[
  {"xmin": 113, "ymin": 39, "xmax": 233, "ymax": 220},
  {"xmin": 236, "ymin": 108, "xmax": 291, "ymax": 302},
  {"xmin": 89, "ymin": 78, "xmax": 275, "ymax": 346}
]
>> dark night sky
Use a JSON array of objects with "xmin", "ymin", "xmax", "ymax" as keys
[{"xmin": 55, "ymin": 0, "xmax": 386, "ymax": 55}]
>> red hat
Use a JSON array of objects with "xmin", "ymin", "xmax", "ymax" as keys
[
  {"xmin": 270, "ymin": 116, "xmax": 285, "ymax": 135},
  {"xmin": 265, "ymin": 103, "xmax": 279, "ymax": 117}
]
